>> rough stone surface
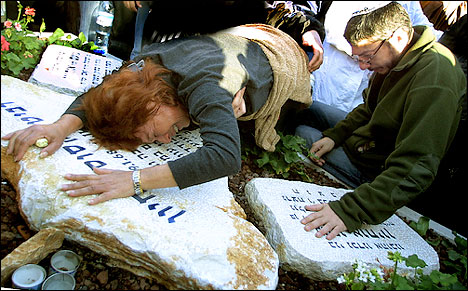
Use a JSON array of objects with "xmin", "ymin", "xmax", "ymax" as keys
[
  {"xmin": 245, "ymin": 178, "xmax": 440, "ymax": 281},
  {"xmin": 1, "ymin": 76, "xmax": 279, "ymax": 290},
  {"xmin": 1, "ymin": 227, "xmax": 64, "ymax": 285}
]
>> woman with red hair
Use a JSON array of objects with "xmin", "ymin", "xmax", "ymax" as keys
[{"xmin": 3, "ymin": 24, "xmax": 313, "ymax": 204}]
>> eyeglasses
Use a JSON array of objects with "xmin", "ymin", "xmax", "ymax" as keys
[{"xmin": 351, "ymin": 38, "xmax": 387, "ymax": 64}]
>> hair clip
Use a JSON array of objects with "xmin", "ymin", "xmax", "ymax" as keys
[{"xmin": 126, "ymin": 59, "xmax": 145, "ymax": 72}]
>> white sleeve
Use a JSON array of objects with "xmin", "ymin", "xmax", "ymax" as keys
[{"xmin": 398, "ymin": 1, "xmax": 444, "ymax": 39}]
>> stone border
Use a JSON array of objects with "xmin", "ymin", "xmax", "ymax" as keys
[{"xmin": 396, "ymin": 207, "xmax": 466, "ymax": 244}]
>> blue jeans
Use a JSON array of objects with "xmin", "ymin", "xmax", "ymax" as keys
[
  {"xmin": 295, "ymin": 101, "xmax": 369, "ymax": 188},
  {"xmin": 79, "ymin": 1, "xmax": 100, "ymax": 41},
  {"xmin": 130, "ymin": 1, "xmax": 150, "ymax": 60}
]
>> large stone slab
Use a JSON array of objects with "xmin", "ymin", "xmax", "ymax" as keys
[
  {"xmin": 245, "ymin": 178, "xmax": 439, "ymax": 281},
  {"xmin": 1, "ymin": 75, "xmax": 279, "ymax": 290}
]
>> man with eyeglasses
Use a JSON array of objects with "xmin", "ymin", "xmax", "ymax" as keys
[{"xmin": 294, "ymin": 2, "xmax": 466, "ymax": 239}]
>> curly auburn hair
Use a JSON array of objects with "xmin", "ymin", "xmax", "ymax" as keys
[{"xmin": 79, "ymin": 58, "xmax": 179, "ymax": 151}]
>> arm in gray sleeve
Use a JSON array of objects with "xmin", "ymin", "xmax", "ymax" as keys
[
  {"xmin": 63, "ymin": 92, "xmax": 88, "ymax": 127},
  {"xmin": 168, "ymin": 83, "xmax": 241, "ymax": 189}
]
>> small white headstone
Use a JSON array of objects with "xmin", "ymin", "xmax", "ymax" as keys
[
  {"xmin": 1, "ymin": 76, "xmax": 279, "ymax": 290},
  {"xmin": 28, "ymin": 45, "xmax": 122, "ymax": 96},
  {"xmin": 245, "ymin": 178, "xmax": 439, "ymax": 281}
]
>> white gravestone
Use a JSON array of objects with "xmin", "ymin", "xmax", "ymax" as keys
[
  {"xmin": 1, "ymin": 76, "xmax": 279, "ymax": 290},
  {"xmin": 245, "ymin": 178, "xmax": 439, "ymax": 281},
  {"xmin": 28, "ymin": 44, "xmax": 122, "ymax": 96}
]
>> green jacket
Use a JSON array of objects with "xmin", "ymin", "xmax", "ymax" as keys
[{"xmin": 323, "ymin": 26, "xmax": 467, "ymax": 232}]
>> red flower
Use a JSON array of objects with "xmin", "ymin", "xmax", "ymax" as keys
[
  {"xmin": 1, "ymin": 35, "xmax": 10, "ymax": 51},
  {"xmin": 4, "ymin": 20, "xmax": 12, "ymax": 28},
  {"xmin": 24, "ymin": 7, "xmax": 36, "ymax": 17}
]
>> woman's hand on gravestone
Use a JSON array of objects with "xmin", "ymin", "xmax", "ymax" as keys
[
  {"xmin": 62, "ymin": 167, "xmax": 136, "ymax": 205},
  {"xmin": 2, "ymin": 114, "xmax": 83, "ymax": 162},
  {"xmin": 62, "ymin": 164, "xmax": 178, "ymax": 205},
  {"xmin": 301, "ymin": 203, "xmax": 347, "ymax": 240}
]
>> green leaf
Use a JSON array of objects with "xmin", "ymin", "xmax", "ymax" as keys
[
  {"xmin": 448, "ymin": 249, "xmax": 464, "ymax": 262},
  {"xmin": 87, "ymin": 42, "xmax": 99, "ymax": 51},
  {"xmin": 282, "ymin": 134, "xmax": 306, "ymax": 152},
  {"xmin": 70, "ymin": 38, "xmax": 82, "ymax": 48},
  {"xmin": 9, "ymin": 62, "xmax": 24, "ymax": 76},
  {"xmin": 393, "ymin": 275, "xmax": 414, "ymax": 290},
  {"xmin": 78, "ymin": 32, "xmax": 87, "ymax": 43},
  {"xmin": 40, "ymin": 18, "xmax": 46, "ymax": 33},
  {"xmin": 405, "ymin": 254, "xmax": 427, "ymax": 269},
  {"xmin": 7, "ymin": 53, "xmax": 22, "ymax": 63},
  {"xmin": 367, "ymin": 281, "xmax": 388, "ymax": 290},
  {"xmin": 426, "ymin": 237, "xmax": 441, "ymax": 247},
  {"xmin": 48, "ymin": 27, "xmax": 65, "ymax": 44},
  {"xmin": 255, "ymin": 152, "xmax": 270, "ymax": 168},
  {"xmin": 418, "ymin": 274, "xmax": 436, "ymax": 290},
  {"xmin": 409, "ymin": 216, "xmax": 430, "ymax": 237},
  {"xmin": 453, "ymin": 232, "xmax": 467, "ymax": 251},
  {"xmin": 284, "ymin": 151, "xmax": 300, "ymax": 164},
  {"xmin": 350, "ymin": 282, "xmax": 365, "ymax": 290},
  {"xmin": 437, "ymin": 272, "xmax": 459, "ymax": 287}
]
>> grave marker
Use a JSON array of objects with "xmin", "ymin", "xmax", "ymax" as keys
[
  {"xmin": 28, "ymin": 44, "xmax": 122, "ymax": 96},
  {"xmin": 245, "ymin": 178, "xmax": 439, "ymax": 281},
  {"xmin": 1, "ymin": 75, "xmax": 279, "ymax": 289}
]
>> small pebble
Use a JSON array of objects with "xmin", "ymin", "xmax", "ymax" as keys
[{"xmin": 35, "ymin": 138, "xmax": 49, "ymax": 148}]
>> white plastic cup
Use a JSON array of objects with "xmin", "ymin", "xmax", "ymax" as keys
[
  {"xmin": 48, "ymin": 250, "xmax": 81, "ymax": 277},
  {"xmin": 41, "ymin": 273, "xmax": 75, "ymax": 290},
  {"xmin": 11, "ymin": 264, "xmax": 47, "ymax": 290}
]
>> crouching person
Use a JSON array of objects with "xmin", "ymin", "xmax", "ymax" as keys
[
  {"xmin": 294, "ymin": 2, "xmax": 466, "ymax": 239},
  {"xmin": 3, "ymin": 24, "xmax": 312, "ymax": 205}
]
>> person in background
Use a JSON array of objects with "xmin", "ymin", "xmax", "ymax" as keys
[
  {"xmin": 294, "ymin": 2, "xmax": 466, "ymax": 239},
  {"xmin": 141, "ymin": 1, "xmax": 325, "ymax": 72},
  {"xmin": 78, "ymin": 1, "xmax": 325, "ymax": 68},
  {"xmin": 123, "ymin": 1, "xmax": 151, "ymax": 60},
  {"xmin": 419, "ymin": 1, "xmax": 467, "ymax": 31},
  {"xmin": 309, "ymin": 1, "xmax": 444, "ymax": 114}
]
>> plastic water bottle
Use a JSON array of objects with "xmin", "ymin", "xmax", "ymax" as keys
[{"xmin": 91, "ymin": 1, "xmax": 114, "ymax": 55}]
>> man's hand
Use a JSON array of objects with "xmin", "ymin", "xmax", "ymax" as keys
[
  {"xmin": 123, "ymin": 1, "xmax": 142, "ymax": 12},
  {"xmin": 232, "ymin": 86, "xmax": 247, "ymax": 118},
  {"xmin": 302, "ymin": 30, "xmax": 324, "ymax": 72},
  {"xmin": 301, "ymin": 203, "xmax": 347, "ymax": 240},
  {"xmin": 309, "ymin": 137, "xmax": 334, "ymax": 166}
]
